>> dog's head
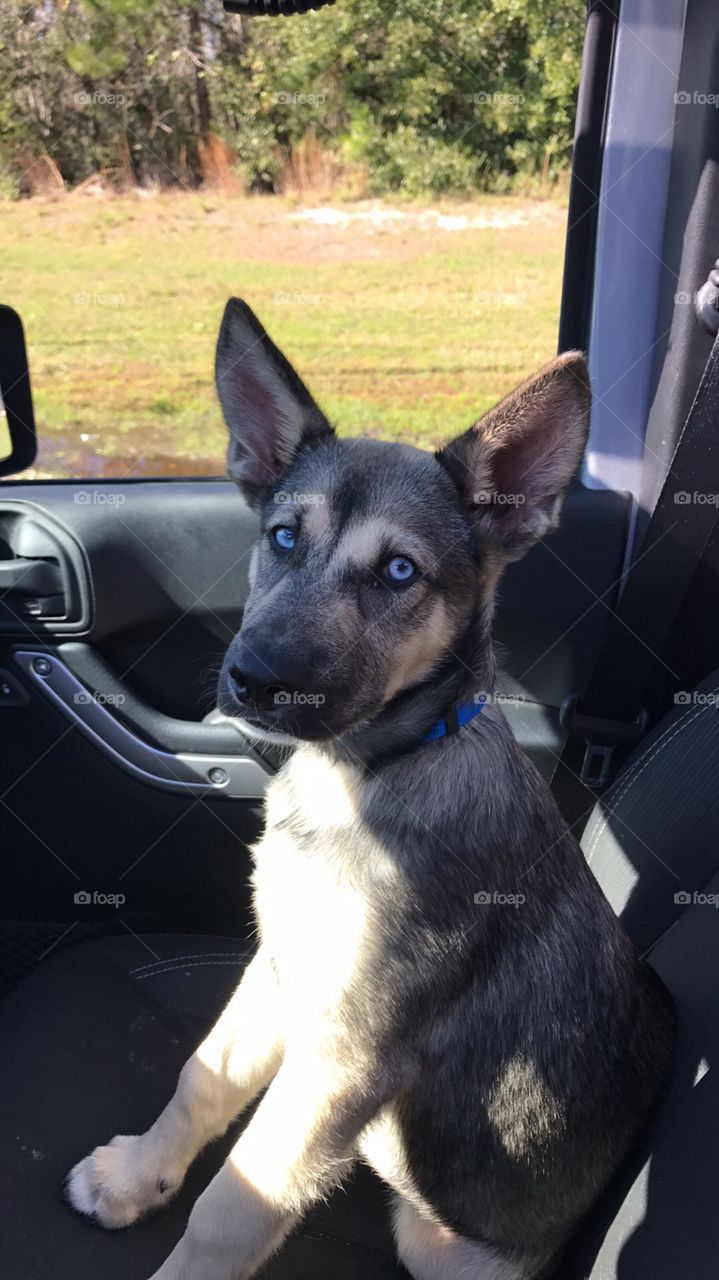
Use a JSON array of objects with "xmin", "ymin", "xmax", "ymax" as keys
[{"xmin": 216, "ymin": 298, "xmax": 590, "ymax": 743}]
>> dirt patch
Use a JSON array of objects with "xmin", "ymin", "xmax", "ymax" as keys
[
  {"xmin": 200, "ymin": 195, "xmax": 565, "ymax": 264},
  {"xmin": 290, "ymin": 202, "xmax": 562, "ymax": 233}
]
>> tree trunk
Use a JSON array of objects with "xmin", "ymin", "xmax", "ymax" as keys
[{"xmin": 188, "ymin": 5, "xmax": 211, "ymax": 137}]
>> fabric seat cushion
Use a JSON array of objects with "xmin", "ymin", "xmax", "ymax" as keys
[
  {"xmin": 556, "ymin": 669, "xmax": 719, "ymax": 1278},
  {"xmin": 0, "ymin": 932, "xmax": 405, "ymax": 1280},
  {"xmin": 556, "ymin": 865, "xmax": 719, "ymax": 1279},
  {"xmin": 580, "ymin": 671, "xmax": 719, "ymax": 954}
]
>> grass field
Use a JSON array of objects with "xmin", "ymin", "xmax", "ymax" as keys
[{"xmin": 1, "ymin": 193, "xmax": 568, "ymax": 478}]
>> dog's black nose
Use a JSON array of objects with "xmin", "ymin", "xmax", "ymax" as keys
[{"xmin": 229, "ymin": 664, "xmax": 286, "ymax": 713}]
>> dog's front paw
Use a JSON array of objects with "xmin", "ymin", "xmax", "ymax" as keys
[{"xmin": 65, "ymin": 1134, "xmax": 180, "ymax": 1229}]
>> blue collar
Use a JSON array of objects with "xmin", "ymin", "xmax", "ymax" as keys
[{"xmin": 423, "ymin": 694, "xmax": 488, "ymax": 743}]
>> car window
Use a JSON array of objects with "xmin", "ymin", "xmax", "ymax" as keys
[{"xmin": 0, "ymin": 1, "xmax": 585, "ymax": 480}]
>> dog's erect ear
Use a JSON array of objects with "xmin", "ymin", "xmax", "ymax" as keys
[
  {"xmin": 215, "ymin": 298, "xmax": 334, "ymax": 507},
  {"xmin": 437, "ymin": 352, "xmax": 590, "ymax": 562}
]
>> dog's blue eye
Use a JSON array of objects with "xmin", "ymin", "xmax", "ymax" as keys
[
  {"xmin": 272, "ymin": 526, "xmax": 295, "ymax": 551},
  {"xmin": 384, "ymin": 556, "xmax": 417, "ymax": 584}
]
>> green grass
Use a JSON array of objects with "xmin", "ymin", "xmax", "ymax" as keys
[{"xmin": 0, "ymin": 193, "xmax": 568, "ymax": 478}]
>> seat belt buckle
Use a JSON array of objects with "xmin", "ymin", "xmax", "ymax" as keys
[{"xmin": 560, "ymin": 695, "xmax": 648, "ymax": 790}]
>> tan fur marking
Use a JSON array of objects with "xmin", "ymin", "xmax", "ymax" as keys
[
  {"xmin": 383, "ymin": 599, "xmax": 455, "ymax": 702},
  {"xmin": 481, "ymin": 562, "xmax": 504, "ymax": 601},
  {"xmin": 300, "ymin": 499, "xmax": 330, "ymax": 539},
  {"xmin": 393, "ymin": 1198, "xmax": 528, "ymax": 1280},
  {"xmin": 360, "ymin": 1107, "xmax": 433, "ymax": 1213},
  {"xmin": 486, "ymin": 1055, "xmax": 563, "ymax": 1158},
  {"xmin": 247, "ymin": 543, "xmax": 260, "ymax": 592},
  {"xmin": 334, "ymin": 517, "xmax": 436, "ymax": 574}
]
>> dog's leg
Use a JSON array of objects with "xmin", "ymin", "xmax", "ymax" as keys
[
  {"xmin": 145, "ymin": 1047, "xmax": 381, "ymax": 1280},
  {"xmin": 66, "ymin": 947, "xmax": 283, "ymax": 1228},
  {"xmin": 392, "ymin": 1197, "xmax": 535, "ymax": 1280}
]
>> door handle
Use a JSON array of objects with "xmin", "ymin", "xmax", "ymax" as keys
[
  {"xmin": 0, "ymin": 558, "xmax": 63, "ymax": 595},
  {"xmin": 0, "ymin": 501, "xmax": 90, "ymax": 632},
  {"xmin": 13, "ymin": 650, "xmax": 272, "ymax": 799}
]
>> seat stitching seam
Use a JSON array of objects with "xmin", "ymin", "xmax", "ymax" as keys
[
  {"xmin": 301, "ymin": 1226, "xmax": 394, "ymax": 1256},
  {"xmin": 128, "ymin": 933, "xmax": 245, "ymax": 941},
  {"xmin": 134, "ymin": 958, "xmax": 250, "ymax": 980},
  {"xmin": 585, "ymin": 699, "xmax": 717, "ymax": 863},
  {"xmin": 586, "ymin": 702, "xmax": 711, "ymax": 863},
  {"xmin": 130, "ymin": 952, "xmax": 251, "ymax": 976}
]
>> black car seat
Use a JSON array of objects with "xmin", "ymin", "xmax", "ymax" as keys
[{"xmin": 2, "ymin": 670, "xmax": 719, "ymax": 1280}]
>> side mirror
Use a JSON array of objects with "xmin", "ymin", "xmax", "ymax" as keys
[
  {"xmin": 223, "ymin": 1, "xmax": 336, "ymax": 14},
  {"xmin": 0, "ymin": 306, "xmax": 37, "ymax": 478}
]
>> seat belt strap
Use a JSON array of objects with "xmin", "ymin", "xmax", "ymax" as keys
[{"xmin": 553, "ymin": 316, "xmax": 719, "ymax": 822}]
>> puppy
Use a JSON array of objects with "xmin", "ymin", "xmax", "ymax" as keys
[{"xmin": 67, "ymin": 300, "xmax": 675, "ymax": 1280}]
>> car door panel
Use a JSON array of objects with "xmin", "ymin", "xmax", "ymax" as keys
[
  {"xmin": 1, "ymin": 480, "xmax": 629, "ymax": 892},
  {"xmin": 0, "ymin": 481, "xmax": 265, "ymax": 963}
]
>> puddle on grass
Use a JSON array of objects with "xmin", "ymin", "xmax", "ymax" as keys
[{"xmin": 24, "ymin": 433, "xmax": 223, "ymax": 481}]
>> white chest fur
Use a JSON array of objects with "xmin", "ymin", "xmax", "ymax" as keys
[{"xmin": 251, "ymin": 748, "xmax": 391, "ymax": 1023}]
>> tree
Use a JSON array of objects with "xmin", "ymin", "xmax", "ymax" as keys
[{"xmin": 0, "ymin": 0, "xmax": 585, "ymax": 196}]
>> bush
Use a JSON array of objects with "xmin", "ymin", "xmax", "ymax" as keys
[
  {"xmin": 0, "ymin": 0, "xmax": 585, "ymax": 198},
  {"xmin": 368, "ymin": 126, "xmax": 481, "ymax": 196},
  {"xmin": 0, "ymin": 159, "xmax": 19, "ymax": 201}
]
